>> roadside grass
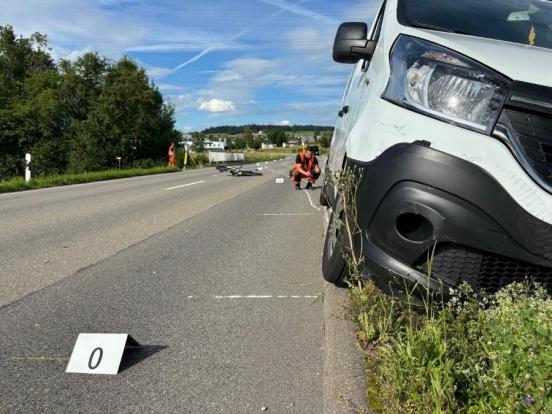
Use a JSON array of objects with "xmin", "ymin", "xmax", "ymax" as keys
[
  {"xmin": 330, "ymin": 167, "xmax": 551, "ymax": 413},
  {"xmin": 1, "ymin": 147, "xmax": 326, "ymax": 194},
  {"xmin": 241, "ymin": 147, "xmax": 328, "ymax": 164},
  {"xmin": 350, "ymin": 279, "xmax": 552, "ymax": 413},
  {"xmin": 0, "ymin": 166, "xmax": 178, "ymax": 193},
  {"xmin": 243, "ymin": 150, "xmax": 291, "ymax": 164}
]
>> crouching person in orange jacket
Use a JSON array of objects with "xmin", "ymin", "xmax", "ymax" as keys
[{"xmin": 291, "ymin": 147, "xmax": 321, "ymax": 190}]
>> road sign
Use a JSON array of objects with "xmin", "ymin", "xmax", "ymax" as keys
[{"xmin": 66, "ymin": 333, "xmax": 140, "ymax": 375}]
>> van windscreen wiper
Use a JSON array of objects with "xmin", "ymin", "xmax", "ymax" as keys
[{"xmin": 410, "ymin": 22, "xmax": 473, "ymax": 36}]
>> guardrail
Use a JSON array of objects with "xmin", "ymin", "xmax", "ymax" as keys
[{"xmin": 208, "ymin": 152, "xmax": 245, "ymax": 163}]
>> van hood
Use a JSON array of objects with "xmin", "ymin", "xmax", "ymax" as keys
[{"xmin": 401, "ymin": 27, "xmax": 552, "ymax": 87}]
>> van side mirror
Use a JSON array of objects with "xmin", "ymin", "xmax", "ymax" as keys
[{"xmin": 333, "ymin": 22, "xmax": 376, "ymax": 64}]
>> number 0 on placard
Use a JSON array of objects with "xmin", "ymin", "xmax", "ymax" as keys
[
  {"xmin": 66, "ymin": 334, "xmax": 140, "ymax": 375},
  {"xmin": 88, "ymin": 347, "xmax": 103, "ymax": 370}
]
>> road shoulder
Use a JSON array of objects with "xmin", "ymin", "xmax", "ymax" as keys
[{"xmin": 324, "ymin": 282, "xmax": 369, "ymax": 413}]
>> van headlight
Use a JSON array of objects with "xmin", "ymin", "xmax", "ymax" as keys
[{"xmin": 383, "ymin": 35, "xmax": 511, "ymax": 134}]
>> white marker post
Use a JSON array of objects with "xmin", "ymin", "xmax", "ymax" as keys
[
  {"xmin": 25, "ymin": 153, "xmax": 31, "ymax": 183},
  {"xmin": 66, "ymin": 333, "xmax": 140, "ymax": 375}
]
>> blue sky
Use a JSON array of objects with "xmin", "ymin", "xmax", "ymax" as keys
[{"xmin": 4, "ymin": 0, "xmax": 380, "ymax": 131}]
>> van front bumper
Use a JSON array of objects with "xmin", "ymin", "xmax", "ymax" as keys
[{"xmin": 348, "ymin": 142, "xmax": 552, "ymax": 294}]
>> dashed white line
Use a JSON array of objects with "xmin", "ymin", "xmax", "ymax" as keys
[
  {"xmin": 262, "ymin": 213, "xmax": 314, "ymax": 216},
  {"xmin": 212, "ymin": 295, "xmax": 318, "ymax": 299},
  {"xmin": 166, "ymin": 180, "xmax": 205, "ymax": 191}
]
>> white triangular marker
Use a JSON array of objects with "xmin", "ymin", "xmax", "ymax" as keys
[{"xmin": 66, "ymin": 333, "xmax": 140, "ymax": 375}]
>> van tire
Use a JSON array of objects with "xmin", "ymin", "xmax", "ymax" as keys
[
  {"xmin": 322, "ymin": 206, "xmax": 348, "ymax": 285},
  {"xmin": 319, "ymin": 185, "xmax": 329, "ymax": 206}
]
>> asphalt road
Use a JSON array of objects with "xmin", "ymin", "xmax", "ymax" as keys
[{"xmin": 0, "ymin": 159, "xmax": 328, "ymax": 413}]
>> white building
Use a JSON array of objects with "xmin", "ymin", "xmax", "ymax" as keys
[{"xmin": 204, "ymin": 140, "xmax": 226, "ymax": 151}]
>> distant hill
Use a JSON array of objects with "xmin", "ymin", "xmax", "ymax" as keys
[{"xmin": 201, "ymin": 124, "xmax": 334, "ymax": 135}]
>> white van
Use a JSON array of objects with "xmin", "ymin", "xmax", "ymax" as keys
[{"xmin": 321, "ymin": 0, "xmax": 552, "ymax": 296}]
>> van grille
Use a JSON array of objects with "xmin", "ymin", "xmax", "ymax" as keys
[
  {"xmin": 504, "ymin": 109, "xmax": 552, "ymax": 187},
  {"xmin": 417, "ymin": 244, "xmax": 552, "ymax": 293},
  {"xmin": 496, "ymin": 81, "xmax": 552, "ymax": 193}
]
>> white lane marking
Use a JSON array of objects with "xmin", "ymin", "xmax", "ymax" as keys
[
  {"xmin": 262, "ymin": 213, "xmax": 314, "ymax": 216},
  {"xmin": 302, "ymin": 189, "xmax": 321, "ymax": 211},
  {"xmin": 165, "ymin": 180, "xmax": 205, "ymax": 191},
  {"xmin": 213, "ymin": 295, "xmax": 318, "ymax": 299}
]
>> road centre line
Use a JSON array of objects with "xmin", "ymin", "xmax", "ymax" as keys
[{"xmin": 165, "ymin": 180, "xmax": 205, "ymax": 191}]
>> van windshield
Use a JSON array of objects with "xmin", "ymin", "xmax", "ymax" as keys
[{"xmin": 398, "ymin": 0, "xmax": 552, "ymax": 50}]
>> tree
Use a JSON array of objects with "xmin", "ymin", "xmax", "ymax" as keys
[
  {"xmin": 192, "ymin": 132, "xmax": 205, "ymax": 153},
  {"xmin": 243, "ymin": 126, "xmax": 254, "ymax": 146},
  {"xmin": 0, "ymin": 27, "xmax": 179, "ymax": 178},
  {"xmin": 267, "ymin": 131, "xmax": 287, "ymax": 147},
  {"xmin": 64, "ymin": 57, "xmax": 179, "ymax": 172},
  {"xmin": 58, "ymin": 53, "xmax": 109, "ymax": 121},
  {"xmin": 230, "ymin": 137, "xmax": 246, "ymax": 150},
  {"xmin": 0, "ymin": 25, "xmax": 58, "ymax": 178},
  {"xmin": 320, "ymin": 132, "xmax": 332, "ymax": 148}
]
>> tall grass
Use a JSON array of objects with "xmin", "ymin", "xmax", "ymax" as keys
[
  {"xmin": 0, "ymin": 166, "xmax": 178, "ymax": 193},
  {"xmin": 330, "ymin": 168, "xmax": 551, "ymax": 413},
  {"xmin": 350, "ymin": 279, "xmax": 552, "ymax": 413}
]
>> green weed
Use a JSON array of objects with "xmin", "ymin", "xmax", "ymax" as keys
[{"xmin": 0, "ymin": 166, "xmax": 178, "ymax": 193}]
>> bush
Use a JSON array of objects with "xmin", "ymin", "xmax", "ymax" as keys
[
  {"xmin": 0, "ymin": 154, "xmax": 20, "ymax": 180},
  {"xmin": 351, "ymin": 281, "xmax": 552, "ymax": 413},
  {"xmin": 31, "ymin": 140, "xmax": 68, "ymax": 176}
]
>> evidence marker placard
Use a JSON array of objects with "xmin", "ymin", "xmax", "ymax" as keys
[{"xmin": 66, "ymin": 333, "xmax": 140, "ymax": 375}]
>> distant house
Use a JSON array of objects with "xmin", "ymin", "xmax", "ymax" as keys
[
  {"xmin": 179, "ymin": 139, "xmax": 226, "ymax": 152},
  {"xmin": 204, "ymin": 140, "xmax": 226, "ymax": 151},
  {"xmin": 180, "ymin": 140, "xmax": 194, "ymax": 149},
  {"xmin": 253, "ymin": 130, "xmax": 265, "ymax": 141},
  {"xmin": 287, "ymin": 137, "xmax": 300, "ymax": 147},
  {"xmin": 300, "ymin": 136, "xmax": 316, "ymax": 145}
]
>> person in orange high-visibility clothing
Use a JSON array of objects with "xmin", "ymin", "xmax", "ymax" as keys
[
  {"xmin": 291, "ymin": 146, "xmax": 321, "ymax": 190},
  {"xmin": 168, "ymin": 143, "xmax": 176, "ymax": 167}
]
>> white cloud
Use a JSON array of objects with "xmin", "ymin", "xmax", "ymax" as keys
[
  {"xmin": 198, "ymin": 58, "xmax": 281, "ymax": 104},
  {"xmin": 157, "ymin": 83, "xmax": 187, "ymax": 93},
  {"xmin": 2, "ymin": 0, "xmax": 145, "ymax": 59},
  {"xmin": 198, "ymin": 99, "xmax": 236, "ymax": 113},
  {"xmin": 145, "ymin": 66, "xmax": 173, "ymax": 79},
  {"xmin": 280, "ymin": 120, "xmax": 290, "ymax": 126}
]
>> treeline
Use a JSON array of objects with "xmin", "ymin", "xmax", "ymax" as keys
[
  {"xmin": 202, "ymin": 124, "xmax": 334, "ymax": 135},
  {"xmin": 0, "ymin": 26, "xmax": 179, "ymax": 180}
]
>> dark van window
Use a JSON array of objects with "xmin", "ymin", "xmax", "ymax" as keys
[{"xmin": 398, "ymin": 0, "xmax": 552, "ymax": 50}]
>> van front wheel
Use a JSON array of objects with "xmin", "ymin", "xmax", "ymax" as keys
[{"xmin": 322, "ymin": 207, "xmax": 348, "ymax": 285}]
